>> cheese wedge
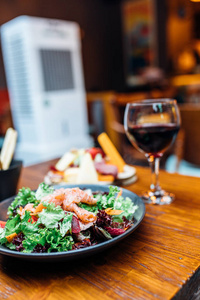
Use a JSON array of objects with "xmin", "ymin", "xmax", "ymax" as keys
[
  {"xmin": 0, "ymin": 128, "xmax": 18, "ymax": 170},
  {"xmin": 55, "ymin": 152, "xmax": 77, "ymax": 172},
  {"xmin": 76, "ymin": 153, "xmax": 98, "ymax": 184},
  {"xmin": 97, "ymin": 132, "xmax": 125, "ymax": 173},
  {"xmin": 64, "ymin": 167, "xmax": 79, "ymax": 183}
]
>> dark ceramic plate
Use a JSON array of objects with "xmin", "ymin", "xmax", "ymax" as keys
[{"xmin": 0, "ymin": 184, "xmax": 145, "ymax": 261}]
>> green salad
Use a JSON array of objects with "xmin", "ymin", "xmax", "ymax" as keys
[{"xmin": 0, "ymin": 183, "xmax": 138, "ymax": 253}]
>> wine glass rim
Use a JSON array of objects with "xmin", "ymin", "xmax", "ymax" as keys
[{"xmin": 126, "ymin": 98, "xmax": 177, "ymax": 106}]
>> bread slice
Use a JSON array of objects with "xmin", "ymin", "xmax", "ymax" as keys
[{"xmin": 55, "ymin": 152, "xmax": 77, "ymax": 171}]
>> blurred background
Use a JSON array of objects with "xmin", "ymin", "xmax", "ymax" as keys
[{"xmin": 0, "ymin": 0, "xmax": 200, "ymax": 176}]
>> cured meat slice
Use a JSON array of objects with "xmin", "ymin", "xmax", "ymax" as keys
[{"xmin": 95, "ymin": 161, "xmax": 118, "ymax": 178}]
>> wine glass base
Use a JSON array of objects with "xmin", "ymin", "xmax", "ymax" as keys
[{"xmin": 141, "ymin": 190, "xmax": 174, "ymax": 205}]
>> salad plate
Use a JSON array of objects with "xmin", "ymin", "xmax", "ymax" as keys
[{"xmin": 0, "ymin": 184, "xmax": 145, "ymax": 261}]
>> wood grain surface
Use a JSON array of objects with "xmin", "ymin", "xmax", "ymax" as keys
[{"xmin": 0, "ymin": 159, "xmax": 200, "ymax": 300}]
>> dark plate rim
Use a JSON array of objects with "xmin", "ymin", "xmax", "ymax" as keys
[{"xmin": 0, "ymin": 184, "xmax": 145, "ymax": 260}]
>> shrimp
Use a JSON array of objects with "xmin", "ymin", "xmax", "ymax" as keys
[
  {"xmin": 67, "ymin": 203, "xmax": 96, "ymax": 223},
  {"xmin": 62, "ymin": 188, "xmax": 97, "ymax": 208},
  {"xmin": 41, "ymin": 187, "xmax": 97, "ymax": 223},
  {"xmin": 19, "ymin": 203, "xmax": 35, "ymax": 217},
  {"xmin": 24, "ymin": 203, "xmax": 35, "ymax": 212},
  {"xmin": 62, "ymin": 188, "xmax": 97, "ymax": 223},
  {"xmin": 41, "ymin": 188, "xmax": 66, "ymax": 207}
]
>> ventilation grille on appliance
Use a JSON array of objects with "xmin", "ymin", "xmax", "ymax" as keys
[
  {"xmin": 40, "ymin": 49, "xmax": 74, "ymax": 91},
  {"xmin": 5, "ymin": 35, "xmax": 33, "ymax": 120}
]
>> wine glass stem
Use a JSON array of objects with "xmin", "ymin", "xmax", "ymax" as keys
[{"xmin": 148, "ymin": 156, "xmax": 161, "ymax": 193}]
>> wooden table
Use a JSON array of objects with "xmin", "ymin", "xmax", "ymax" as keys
[{"xmin": 0, "ymin": 159, "xmax": 200, "ymax": 300}]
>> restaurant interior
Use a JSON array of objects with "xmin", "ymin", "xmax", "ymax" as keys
[
  {"xmin": 0, "ymin": 0, "xmax": 200, "ymax": 177},
  {"xmin": 1, "ymin": 1, "xmax": 200, "ymax": 299}
]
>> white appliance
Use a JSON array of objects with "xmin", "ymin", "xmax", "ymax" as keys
[{"xmin": 1, "ymin": 16, "xmax": 92, "ymax": 165}]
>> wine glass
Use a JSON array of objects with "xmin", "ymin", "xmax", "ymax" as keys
[{"xmin": 124, "ymin": 99, "xmax": 181, "ymax": 205}]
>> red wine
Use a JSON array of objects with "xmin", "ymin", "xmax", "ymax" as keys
[{"xmin": 126, "ymin": 123, "xmax": 180, "ymax": 155}]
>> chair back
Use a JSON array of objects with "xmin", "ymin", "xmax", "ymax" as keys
[
  {"xmin": 107, "ymin": 92, "xmax": 151, "ymax": 166},
  {"xmin": 108, "ymin": 92, "xmax": 148, "ymax": 151},
  {"xmin": 179, "ymin": 104, "xmax": 200, "ymax": 165}
]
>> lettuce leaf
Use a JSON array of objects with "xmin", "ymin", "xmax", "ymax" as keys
[
  {"xmin": 22, "ymin": 227, "xmax": 74, "ymax": 253},
  {"xmin": 59, "ymin": 214, "xmax": 73, "ymax": 237},
  {"xmin": 35, "ymin": 182, "xmax": 54, "ymax": 200},
  {"xmin": 113, "ymin": 196, "xmax": 138, "ymax": 222},
  {"xmin": 95, "ymin": 186, "xmax": 120, "ymax": 210},
  {"xmin": 4, "ymin": 214, "xmax": 22, "ymax": 235},
  {"xmin": 78, "ymin": 203, "xmax": 99, "ymax": 214},
  {"xmin": 20, "ymin": 211, "xmax": 39, "ymax": 235},
  {"xmin": 37, "ymin": 202, "xmax": 65, "ymax": 229},
  {"xmin": 22, "ymin": 231, "xmax": 46, "ymax": 253},
  {"xmin": 93, "ymin": 186, "xmax": 138, "ymax": 222},
  {"xmin": 45, "ymin": 228, "xmax": 73, "ymax": 252}
]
